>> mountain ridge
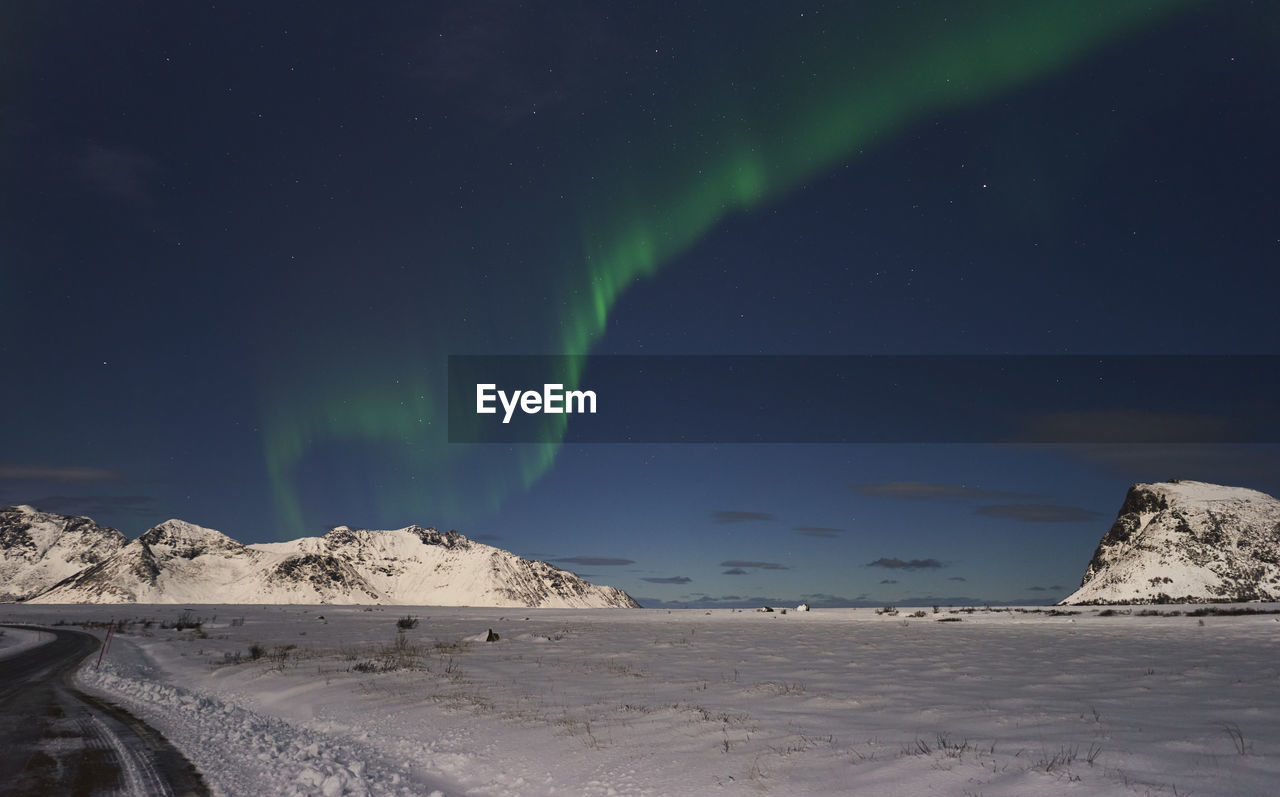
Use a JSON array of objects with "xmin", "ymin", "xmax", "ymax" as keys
[
  {"xmin": 0, "ymin": 505, "xmax": 129, "ymax": 601},
  {"xmin": 2, "ymin": 507, "xmax": 639, "ymax": 608}
]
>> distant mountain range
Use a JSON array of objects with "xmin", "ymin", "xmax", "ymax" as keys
[
  {"xmin": 1061, "ymin": 480, "xmax": 1280, "ymax": 605},
  {"xmin": 0, "ymin": 506, "xmax": 639, "ymax": 607},
  {"xmin": 10, "ymin": 480, "xmax": 1277, "ymax": 608}
]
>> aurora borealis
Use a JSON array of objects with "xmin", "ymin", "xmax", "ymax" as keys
[
  {"xmin": 269, "ymin": 0, "xmax": 1195, "ymax": 535},
  {"xmin": 4, "ymin": 1, "xmax": 1278, "ymax": 605}
]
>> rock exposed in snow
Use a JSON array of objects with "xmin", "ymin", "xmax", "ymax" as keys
[
  {"xmin": 0, "ymin": 506, "xmax": 128, "ymax": 601},
  {"xmin": 1060, "ymin": 481, "xmax": 1280, "ymax": 605},
  {"xmin": 11, "ymin": 510, "xmax": 639, "ymax": 608}
]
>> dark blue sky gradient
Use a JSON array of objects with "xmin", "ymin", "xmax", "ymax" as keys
[{"xmin": 2, "ymin": 2, "xmax": 1277, "ymax": 606}]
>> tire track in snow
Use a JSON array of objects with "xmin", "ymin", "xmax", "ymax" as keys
[{"xmin": 0, "ymin": 624, "xmax": 207, "ymax": 796}]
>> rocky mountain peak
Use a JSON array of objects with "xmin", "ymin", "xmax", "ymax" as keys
[
  {"xmin": 138, "ymin": 519, "xmax": 244, "ymax": 557},
  {"xmin": 1063, "ymin": 481, "xmax": 1280, "ymax": 605},
  {"xmin": 0, "ymin": 506, "xmax": 128, "ymax": 601},
  {"xmin": 7, "ymin": 507, "xmax": 638, "ymax": 607}
]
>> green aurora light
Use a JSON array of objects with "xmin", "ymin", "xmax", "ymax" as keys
[{"xmin": 261, "ymin": 1, "xmax": 1196, "ymax": 537}]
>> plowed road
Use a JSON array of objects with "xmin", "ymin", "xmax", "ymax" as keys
[{"xmin": 0, "ymin": 625, "xmax": 208, "ymax": 796}]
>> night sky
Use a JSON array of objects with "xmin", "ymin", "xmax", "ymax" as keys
[{"xmin": 3, "ymin": 1, "xmax": 1277, "ymax": 607}]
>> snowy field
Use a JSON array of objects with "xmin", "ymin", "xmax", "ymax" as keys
[{"xmin": 2, "ymin": 604, "xmax": 1278, "ymax": 796}]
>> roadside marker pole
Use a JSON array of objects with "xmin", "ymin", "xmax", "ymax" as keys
[{"xmin": 96, "ymin": 619, "xmax": 115, "ymax": 670}]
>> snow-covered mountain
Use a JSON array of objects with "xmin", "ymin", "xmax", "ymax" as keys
[
  {"xmin": 30, "ymin": 519, "xmax": 279, "ymax": 605},
  {"xmin": 251, "ymin": 525, "xmax": 638, "ymax": 608},
  {"xmin": 0, "ymin": 505, "xmax": 128, "ymax": 601},
  {"xmin": 8, "ymin": 511, "xmax": 638, "ymax": 607},
  {"xmin": 1061, "ymin": 481, "xmax": 1280, "ymax": 605}
]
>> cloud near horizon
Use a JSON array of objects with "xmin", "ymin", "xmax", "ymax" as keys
[
  {"xmin": 720, "ymin": 560, "xmax": 789, "ymax": 570},
  {"xmin": 793, "ymin": 526, "xmax": 842, "ymax": 538},
  {"xmin": 711, "ymin": 510, "xmax": 776, "ymax": 524},
  {"xmin": 0, "ymin": 465, "xmax": 123, "ymax": 482},
  {"xmin": 556, "ymin": 556, "xmax": 636, "ymax": 566},
  {"xmin": 642, "ymin": 576, "xmax": 692, "ymax": 584},
  {"xmin": 852, "ymin": 482, "xmax": 1034, "ymax": 501},
  {"xmin": 975, "ymin": 504, "xmax": 1104, "ymax": 523},
  {"xmin": 1015, "ymin": 410, "xmax": 1232, "ymax": 445},
  {"xmin": 1052, "ymin": 443, "xmax": 1280, "ymax": 486},
  {"xmin": 867, "ymin": 557, "xmax": 943, "ymax": 570},
  {"xmin": 25, "ymin": 495, "xmax": 155, "ymax": 518}
]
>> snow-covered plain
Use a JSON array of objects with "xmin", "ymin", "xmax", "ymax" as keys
[{"xmin": 3, "ymin": 604, "xmax": 1278, "ymax": 796}]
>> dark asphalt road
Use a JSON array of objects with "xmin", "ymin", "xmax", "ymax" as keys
[{"xmin": 0, "ymin": 625, "xmax": 209, "ymax": 796}]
